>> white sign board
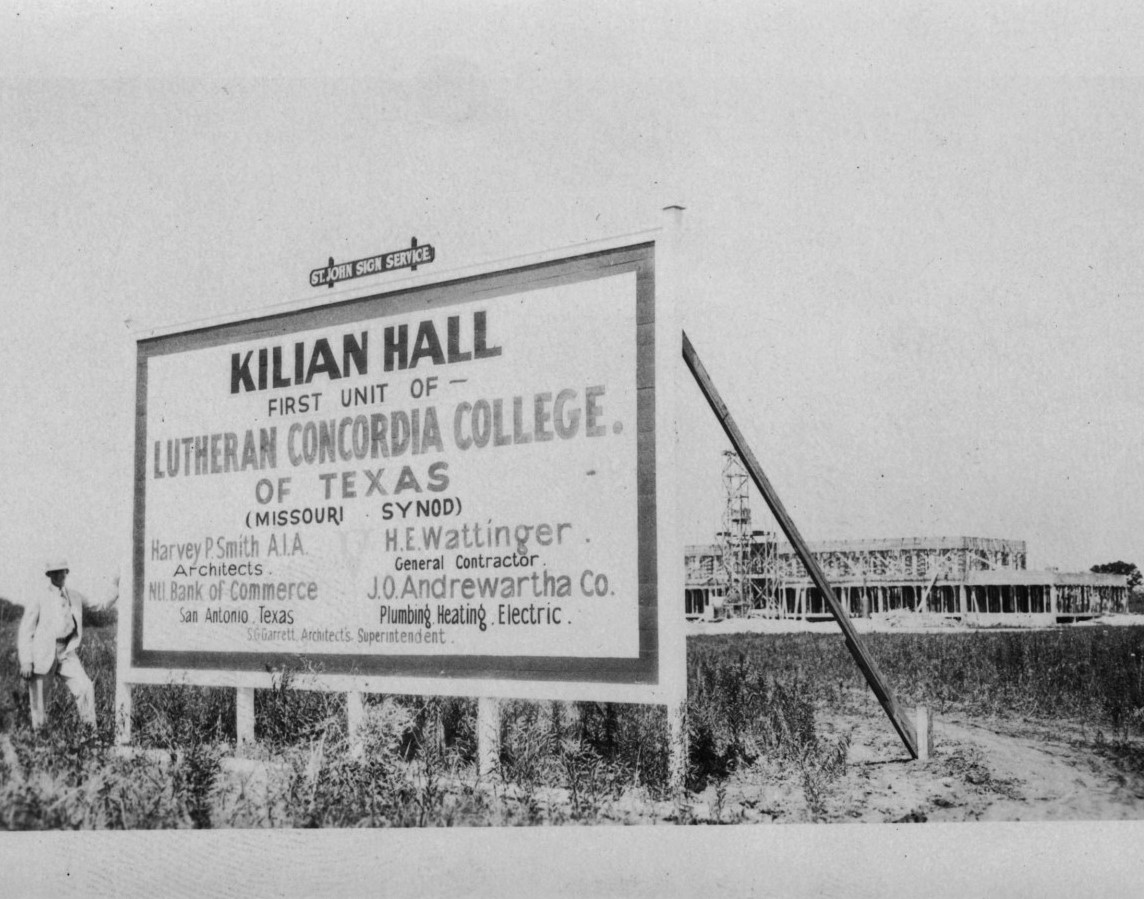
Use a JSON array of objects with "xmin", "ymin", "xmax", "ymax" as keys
[{"xmin": 128, "ymin": 238, "xmax": 682, "ymax": 702}]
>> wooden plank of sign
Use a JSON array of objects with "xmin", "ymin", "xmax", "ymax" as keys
[
  {"xmin": 636, "ymin": 324, "xmax": 656, "ymax": 389},
  {"xmin": 681, "ymin": 331, "xmax": 920, "ymax": 760},
  {"xmin": 637, "ymin": 388, "xmax": 656, "ymax": 433}
]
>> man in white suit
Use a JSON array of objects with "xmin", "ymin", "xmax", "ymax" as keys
[{"xmin": 18, "ymin": 559, "xmax": 116, "ymax": 731}]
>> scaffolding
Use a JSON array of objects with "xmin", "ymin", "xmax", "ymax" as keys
[
  {"xmin": 686, "ymin": 454, "xmax": 1128, "ymax": 621},
  {"xmin": 718, "ymin": 451, "xmax": 781, "ymax": 617},
  {"xmin": 751, "ymin": 530, "xmax": 780, "ymax": 617},
  {"xmin": 719, "ymin": 450, "xmax": 753, "ymax": 616},
  {"xmin": 686, "ymin": 533, "xmax": 1128, "ymax": 619}
]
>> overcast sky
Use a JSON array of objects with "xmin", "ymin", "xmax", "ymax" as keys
[{"xmin": 2, "ymin": 2, "xmax": 1143, "ymax": 601}]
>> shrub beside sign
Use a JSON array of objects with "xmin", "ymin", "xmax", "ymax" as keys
[{"xmin": 131, "ymin": 241, "xmax": 676, "ymax": 701}]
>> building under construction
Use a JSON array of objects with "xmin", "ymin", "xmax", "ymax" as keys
[{"xmin": 684, "ymin": 453, "xmax": 1129, "ymax": 622}]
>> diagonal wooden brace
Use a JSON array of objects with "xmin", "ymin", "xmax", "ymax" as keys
[{"xmin": 682, "ymin": 331, "xmax": 919, "ymax": 759}]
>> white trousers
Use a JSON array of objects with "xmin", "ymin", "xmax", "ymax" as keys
[{"xmin": 28, "ymin": 644, "xmax": 95, "ymax": 730}]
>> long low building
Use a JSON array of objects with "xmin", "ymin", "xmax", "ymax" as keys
[{"xmin": 685, "ymin": 535, "xmax": 1128, "ymax": 621}]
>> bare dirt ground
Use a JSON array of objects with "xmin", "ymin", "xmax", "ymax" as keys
[
  {"xmin": 567, "ymin": 709, "xmax": 1139, "ymax": 828},
  {"xmin": 459, "ymin": 706, "xmax": 1144, "ymax": 825},
  {"xmin": 673, "ymin": 614, "xmax": 1144, "ymax": 824},
  {"xmin": 837, "ymin": 713, "xmax": 1139, "ymax": 823},
  {"xmin": 665, "ymin": 709, "xmax": 1144, "ymax": 825}
]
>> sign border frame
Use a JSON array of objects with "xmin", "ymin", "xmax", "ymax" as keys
[{"xmin": 130, "ymin": 241, "xmax": 664, "ymax": 692}]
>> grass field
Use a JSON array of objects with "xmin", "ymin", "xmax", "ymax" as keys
[
  {"xmin": 2, "ymin": 620, "xmax": 1144, "ymax": 827},
  {"xmin": 693, "ymin": 627, "xmax": 1144, "ymax": 737}
]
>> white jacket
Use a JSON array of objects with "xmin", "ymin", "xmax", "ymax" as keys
[{"xmin": 17, "ymin": 581, "xmax": 116, "ymax": 674}]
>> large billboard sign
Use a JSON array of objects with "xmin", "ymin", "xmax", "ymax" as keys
[{"xmin": 130, "ymin": 238, "xmax": 681, "ymax": 701}]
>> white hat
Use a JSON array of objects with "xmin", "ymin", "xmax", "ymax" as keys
[{"xmin": 45, "ymin": 558, "xmax": 69, "ymax": 574}]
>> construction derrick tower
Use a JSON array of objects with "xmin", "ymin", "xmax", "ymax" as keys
[
  {"xmin": 720, "ymin": 450, "xmax": 780, "ymax": 617},
  {"xmin": 720, "ymin": 450, "xmax": 756, "ymax": 616}
]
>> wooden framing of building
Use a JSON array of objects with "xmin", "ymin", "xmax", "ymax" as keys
[{"xmin": 685, "ymin": 536, "xmax": 1128, "ymax": 622}]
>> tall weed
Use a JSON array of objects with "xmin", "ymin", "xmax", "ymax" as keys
[{"xmin": 687, "ymin": 645, "xmax": 846, "ymax": 809}]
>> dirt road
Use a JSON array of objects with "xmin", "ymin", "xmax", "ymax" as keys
[{"xmin": 687, "ymin": 711, "xmax": 1144, "ymax": 824}]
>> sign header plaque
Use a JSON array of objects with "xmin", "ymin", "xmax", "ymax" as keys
[{"xmin": 310, "ymin": 237, "xmax": 435, "ymax": 288}]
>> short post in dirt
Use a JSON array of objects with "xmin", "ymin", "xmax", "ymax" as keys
[
  {"xmin": 915, "ymin": 706, "xmax": 934, "ymax": 762},
  {"xmin": 346, "ymin": 691, "xmax": 365, "ymax": 758},
  {"xmin": 477, "ymin": 697, "xmax": 501, "ymax": 778},
  {"xmin": 668, "ymin": 699, "xmax": 688, "ymax": 792},
  {"xmin": 236, "ymin": 686, "xmax": 255, "ymax": 747},
  {"xmin": 682, "ymin": 332, "xmax": 920, "ymax": 761}
]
